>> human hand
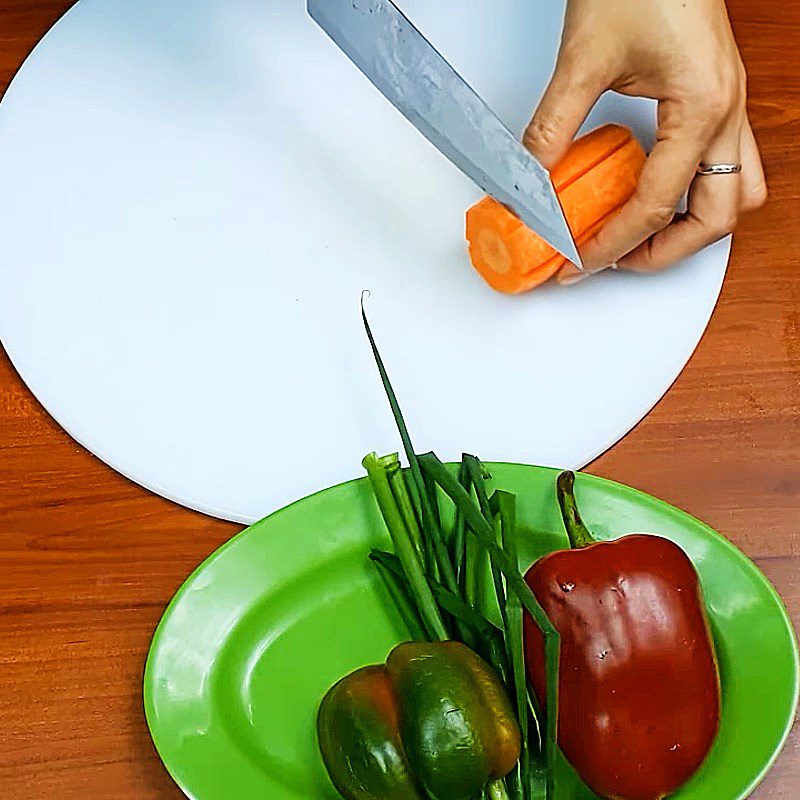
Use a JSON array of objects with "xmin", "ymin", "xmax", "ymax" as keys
[{"xmin": 523, "ymin": 0, "xmax": 767, "ymax": 284}]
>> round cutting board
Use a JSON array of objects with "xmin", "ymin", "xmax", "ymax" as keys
[{"xmin": 0, "ymin": 0, "xmax": 730, "ymax": 523}]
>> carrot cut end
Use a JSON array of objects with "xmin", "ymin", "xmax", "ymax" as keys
[{"xmin": 465, "ymin": 124, "xmax": 646, "ymax": 294}]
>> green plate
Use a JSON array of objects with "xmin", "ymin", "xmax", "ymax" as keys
[{"xmin": 144, "ymin": 466, "xmax": 798, "ymax": 800}]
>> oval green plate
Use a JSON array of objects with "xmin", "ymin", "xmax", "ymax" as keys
[{"xmin": 144, "ymin": 466, "xmax": 798, "ymax": 800}]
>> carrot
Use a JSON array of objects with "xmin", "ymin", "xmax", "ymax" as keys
[{"xmin": 465, "ymin": 124, "xmax": 646, "ymax": 294}]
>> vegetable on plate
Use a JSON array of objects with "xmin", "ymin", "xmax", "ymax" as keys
[
  {"xmin": 524, "ymin": 471, "xmax": 721, "ymax": 800},
  {"xmin": 316, "ymin": 299, "xmax": 721, "ymax": 800},
  {"xmin": 317, "ymin": 641, "xmax": 521, "ymax": 800},
  {"xmin": 465, "ymin": 124, "xmax": 646, "ymax": 293}
]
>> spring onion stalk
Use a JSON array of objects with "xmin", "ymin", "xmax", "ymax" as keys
[
  {"xmin": 423, "ymin": 468, "xmax": 442, "ymax": 529},
  {"xmin": 492, "ymin": 514, "xmax": 510, "ymax": 625},
  {"xmin": 431, "ymin": 580, "xmax": 510, "ymax": 687},
  {"xmin": 464, "ymin": 454, "xmax": 493, "ymax": 516},
  {"xmin": 417, "ymin": 452, "xmax": 561, "ymax": 800},
  {"xmin": 371, "ymin": 548, "xmax": 508, "ymax": 683},
  {"xmin": 465, "ymin": 525, "xmax": 480, "ymax": 608},
  {"xmin": 361, "ymin": 296, "xmax": 458, "ymax": 594},
  {"xmin": 361, "ymin": 299, "xmax": 557, "ymax": 800},
  {"xmin": 371, "ymin": 557, "xmax": 427, "ymax": 642},
  {"xmin": 465, "ymin": 455, "xmax": 507, "ymax": 623},
  {"xmin": 417, "ymin": 453, "xmax": 556, "ymax": 635},
  {"xmin": 505, "ymin": 766, "xmax": 524, "ymax": 800},
  {"xmin": 497, "ymin": 491, "xmax": 532, "ymax": 800},
  {"xmin": 450, "ymin": 457, "xmax": 470, "ymax": 583},
  {"xmin": 527, "ymin": 688, "xmax": 544, "ymax": 741},
  {"xmin": 362, "ymin": 452, "xmax": 448, "ymax": 641},
  {"xmin": 487, "ymin": 779, "xmax": 511, "ymax": 800},
  {"xmin": 410, "ymin": 478, "xmax": 439, "ymax": 579},
  {"xmin": 544, "ymin": 634, "xmax": 560, "ymax": 800},
  {"xmin": 382, "ymin": 455, "xmax": 425, "ymax": 565}
]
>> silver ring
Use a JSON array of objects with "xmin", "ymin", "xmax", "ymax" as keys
[{"xmin": 697, "ymin": 162, "xmax": 742, "ymax": 176}]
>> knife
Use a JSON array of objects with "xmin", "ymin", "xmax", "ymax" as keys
[{"xmin": 307, "ymin": 0, "xmax": 582, "ymax": 268}]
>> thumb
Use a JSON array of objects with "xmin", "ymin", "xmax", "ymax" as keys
[{"xmin": 523, "ymin": 56, "xmax": 605, "ymax": 169}]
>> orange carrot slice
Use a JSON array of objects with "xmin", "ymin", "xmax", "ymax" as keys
[{"xmin": 465, "ymin": 124, "xmax": 646, "ymax": 294}]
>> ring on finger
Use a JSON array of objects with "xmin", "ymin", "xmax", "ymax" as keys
[{"xmin": 696, "ymin": 162, "xmax": 742, "ymax": 176}]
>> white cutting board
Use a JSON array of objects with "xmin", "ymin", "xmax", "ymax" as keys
[{"xmin": 0, "ymin": 0, "xmax": 728, "ymax": 523}]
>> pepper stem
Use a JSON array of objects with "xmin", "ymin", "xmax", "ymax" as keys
[
  {"xmin": 486, "ymin": 778, "xmax": 511, "ymax": 800},
  {"xmin": 556, "ymin": 471, "xmax": 596, "ymax": 549}
]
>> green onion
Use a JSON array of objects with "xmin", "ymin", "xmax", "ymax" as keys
[
  {"xmin": 497, "ymin": 490, "xmax": 533, "ymax": 800},
  {"xmin": 465, "ymin": 455, "xmax": 507, "ymax": 623},
  {"xmin": 431, "ymin": 580, "xmax": 510, "ymax": 687},
  {"xmin": 544, "ymin": 635, "xmax": 560, "ymax": 800},
  {"xmin": 417, "ymin": 452, "xmax": 561, "ymax": 800},
  {"xmin": 382, "ymin": 455, "xmax": 426, "ymax": 567},
  {"xmin": 423, "ymin": 468, "xmax": 442, "ymax": 529},
  {"xmin": 492, "ymin": 513, "xmax": 509, "ymax": 621},
  {"xmin": 450, "ymin": 457, "xmax": 470, "ymax": 583},
  {"xmin": 486, "ymin": 778, "xmax": 512, "ymax": 800},
  {"xmin": 361, "ymin": 299, "xmax": 559, "ymax": 800},
  {"xmin": 362, "ymin": 452, "xmax": 448, "ymax": 641},
  {"xmin": 371, "ymin": 548, "xmax": 509, "ymax": 684},
  {"xmin": 464, "ymin": 454, "xmax": 493, "ymax": 517},
  {"xmin": 371, "ymin": 556, "xmax": 427, "ymax": 642},
  {"xmin": 464, "ymin": 521, "xmax": 481, "ymax": 608},
  {"xmin": 361, "ymin": 296, "xmax": 458, "ymax": 595},
  {"xmin": 417, "ymin": 454, "xmax": 556, "ymax": 635}
]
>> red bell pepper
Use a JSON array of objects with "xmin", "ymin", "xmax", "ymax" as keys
[{"xmin": 524, "ymin": 472, "xmax": 720, "ymax": 800}]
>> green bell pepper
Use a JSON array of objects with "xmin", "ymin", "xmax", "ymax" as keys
[{"xmin": 318, "ymin": 641, "xmax": 520, "ymax": 800}]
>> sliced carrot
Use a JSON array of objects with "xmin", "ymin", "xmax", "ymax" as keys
[
  {"xmin": 465, "ymin": 124, "xmax": 646, "ymax": 294},
  {"xmin": 465, "ymin": 199, "xmax": 564, "ymax": 293}
]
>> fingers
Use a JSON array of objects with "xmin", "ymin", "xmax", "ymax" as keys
[
  {"xmin": 739, "ymin": 118, "xmax": 768, "ymax": 211},
  {"xmin": 616, "ymin": 119, "xmax": 743, "ymax": 272},
  {"xmin": 522, "ymin": 55, "xmax": 606, "ymax": 169},
  {"xmin": 557, "ymin": 101, "xmax": 769, "ymax": 281},
  {"xmin": 614, "ymin": 116, "xmax": 767, "ymax": 273},
  {"xmin": 576, "ymin": 105, "xmax": 712, "ymax": 272}
]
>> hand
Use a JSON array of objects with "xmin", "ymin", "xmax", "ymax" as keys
[{"xmin": 523, "ymin": 0, "xmax": 767, "ymax": 283}]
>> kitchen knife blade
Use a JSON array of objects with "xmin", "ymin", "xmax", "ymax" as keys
[{"xmin": 308, "ymin": 0, "xmax": 582, "ymax": 267}]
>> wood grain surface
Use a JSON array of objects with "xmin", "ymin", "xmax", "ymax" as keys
[{"xmin": 0, "ymin": 2, "xmax": 797, "ymax": 798}]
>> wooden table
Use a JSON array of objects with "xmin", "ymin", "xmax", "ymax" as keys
[{"xmin": 0, "ymin": 2, "xmax": 797, "ymax": 798}]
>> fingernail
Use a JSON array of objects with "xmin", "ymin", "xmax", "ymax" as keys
[{"xmin": 557, "ymin": 270, "xmax": 589, "ymax": 287}]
